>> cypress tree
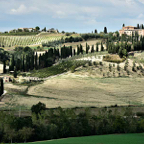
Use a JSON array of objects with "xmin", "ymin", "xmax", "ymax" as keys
[
  {"xmin": 14, "ymin": 66, "xmax": 17, "ymax": 78},
  {"xmin": 106, "ymin": 39, "xmax": 109, "ymax": 51},
  {"xmin": 91, "ymin": 45, "xmax": 94, "ymax": 53},
  {"xmin": 3, "ymin": 61, "xmax": 6, "ymax": 74},
  {"xmin": 70, "ymin": 46, "xmax": 73, "ymax": 57},
  {"xmin": 80, "ymin": 44, "xmax": 83, "ymax": 54},
  {"xmin": 35, "ymin": 52, "xmax": 38, "ymax": 69},
  {"xmin": 104, "ymin": 27, "xmax": 107, "ymax": 34},
  {"xmin": 39, "ymin": 54, "xmax": 41, "ymax": 68},
  {"xmin": 86, "ymin": 43, "xmax": 89, "ymax": 54},
  {"xmin": 101, "ymin": 42, "xmax": 104, "ymax": 51},
  {"xmin": 0, "ymin": 78, "xmax": 4, "ymax": 96},
  {"xmin": 10, "ymin": 55, "xmax": 15, "ymax": 71},
  {"xmin": 137, "ymin": 24, "xmax": 140, "ymax": 29},
  {"xmin": 95, "ymin": 29, "xmax": 97, "ymax": 33},
  {"xmin": 77, "ymin": 45, "xmax": 80, "ymax": 55},
  {"xmin": 74, "ymin": 49, "xmax": 76, "ymax": 56},
  {"xmin": 22, "ymin": 55, "xmax": 25, "ymax": 72},
  {"xmin": 96, "ymin": 43, "xmax": 99, "ymax": 52},
  {"xmin": 31, "ymin": 52, "xmax": 35, "ymax": 70}
]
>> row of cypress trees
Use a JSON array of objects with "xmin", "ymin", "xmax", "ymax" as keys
[
  {"xmin": 8, "ymin": 42, "xmax": 104, "ymax": 73},
  {"xmin": 8, "ymin": 46, "xmax": 74, "ymax": 72}
]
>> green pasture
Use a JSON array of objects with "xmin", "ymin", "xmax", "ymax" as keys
[{"xmin": 25, "ymin": 133, "xmax": 144, "ymax": 144}]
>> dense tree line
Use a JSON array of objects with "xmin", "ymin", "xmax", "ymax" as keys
[
  {"xmin": 8, "ymin": 46, "xmax": 77, "ymax": 73},
  {"xmin": 107, "ymin": 34, "xmax": 144, "ymax": 58},
  {"xmin": 80, "ymin": 33, "xmax": 104, "ymax": 41},
  {"xmin": 42, "ymin": 36, "xmax": 83, "ymax": 48},
  {"xmin": 0, "ymin": 103, "xmax": 144, "ymax": 143}
]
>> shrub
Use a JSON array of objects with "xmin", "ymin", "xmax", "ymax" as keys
[
  {"xmin": 109, "ymin": 64, "xmax": 112, "ymax": 72},
  {"xmin": 70, "ymin": 65, "xmax": 76, "ymax": 73},
  {"xmin": 31, "ymin": 102, "xmax": 46, "ymax": 114},
  {"xmin": 136, "ymin": 112, "xmax": 144, "ymax": 117},
  {"xmin": 117, "ymin": 64, "xmax": 120, "ymax": 71},
  {"xmin": 103, "ymin": 55, "xmax": 126, "ymax": 64},
  {"xmin": 88, "ymin": 61, "xmax": 92, "ymax": 66},
  {"xmin": 99, "ymin": 61, "xmax": 103, "ymax": 66}
]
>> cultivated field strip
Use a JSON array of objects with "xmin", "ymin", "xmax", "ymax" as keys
[{"xmin": 0, "ymin": 36, "xmax": 64, "ymax": 47}]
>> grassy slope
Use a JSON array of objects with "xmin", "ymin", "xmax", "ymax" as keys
[{"xmin": 26, "ymin": 134, "xmax": 144, "ymax": 144}]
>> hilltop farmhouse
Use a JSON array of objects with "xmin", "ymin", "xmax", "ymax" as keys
[
  {"xmin": 119, "ymin": 26, "xmax": 144, "ymax": 36},
  {"xmin": 18, "ymin": 28, "xmax": 36, "ymax": 32},
  {"xmin": 9, "ymin": 28, "xmax": 36, "ymax": 33},
  {"xmin": 47, "ymin": 28, "xmax": 59, "ymax": 33}
]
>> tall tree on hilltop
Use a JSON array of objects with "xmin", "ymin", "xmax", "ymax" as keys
[
  {"xmin": 35, "ymin": 26, "xmax": 40, "ymax": 31},
  {"xmin": 104, "ymin": 27, "xmax": 107, "ymax": 34},
  {"xmin": 137, "ymin": 24, "xmax": 140, "ymax": 29},
  {"xmin": 95, "ymin": 29, "xmax": 98, "ymax": 33}
]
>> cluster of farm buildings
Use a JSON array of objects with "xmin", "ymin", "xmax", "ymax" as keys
[{"xmin": 119, "ymin": 26, "xmax": 144, "ymax": 36}]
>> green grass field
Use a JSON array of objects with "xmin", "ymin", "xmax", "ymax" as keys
[{"xmin": 26, "ymin": 134, "xmax": 144, "ymax": 144}]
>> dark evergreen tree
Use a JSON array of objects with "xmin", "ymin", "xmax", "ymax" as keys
[
  {"xmin": 10, "ymin": 55, "xmax": 15, "ymax": 71},
  {"xmin": 35, "ymin": 52, "xmax": 38, "ymax": 69},
  {"xmin": 80, "ymin": 44, "xmax": 83, "ymax": 54},
  {"xmin": 70, "ymin": 46, "xmax": 73, "ymax": 57},
  {"xmin": 3, "ymin": 61, "xmax": 6, "ymax": 74},
  {"xmin": 73, "ymin": 49, "xmax": 76, "ymax": 56},
  {"xmin": 95, "ymin": 29, "xmax": 97, "ymax": 33},
  {"xmin": 91, "ymin": 45, "xmax": 94, "ymax": 53},
  {"xmin": 39, "ymin": 54, "xmax": 41, "ymax": 68},
  {"xmin": 106, "ymin": 39, "xmax": 109, "ymax": 51},
  {"xmin": 13, "ymin": 66, "xmax": 17, "ymax": 78},
  {"xmin": 77, "ymin": 45, "xmax": 80, "ymax": 55},
  {"xmin": 104, "ymin": 27, "xmax": 107, "ymax": 34},
  {"xmin": 22, "ymin": 55, "xmax": 25, "ymax": 72},
  {"xmin": 122, "ymin": 24, "xmax": 125, "ymax": 27},
  {"xmin": 86, "ymin": 43, "xmax": 89, "ymax": 54},
  {"xmin": 101, "ymin": 42, "xmax": 104, "ymax": 51},
  {"xmin": 0, "ymin": 78, "xmax": 4, "ymax": 96},
  {"xmin": 96, "ymin": 43, "xmax": 99, "ymax": 52},
  {"xmin": 137, "ymin": 24, "xmax": 140, "ymax": 29}
]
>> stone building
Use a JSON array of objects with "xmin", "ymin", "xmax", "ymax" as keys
[{"xmin": 119, "ymin": 26, "xmax": 144, "ymax": 36}]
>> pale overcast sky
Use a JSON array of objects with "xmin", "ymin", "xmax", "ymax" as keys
[{"xmin": 0, "ymin": 0, "xmax": 144, "ymax": 33}]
